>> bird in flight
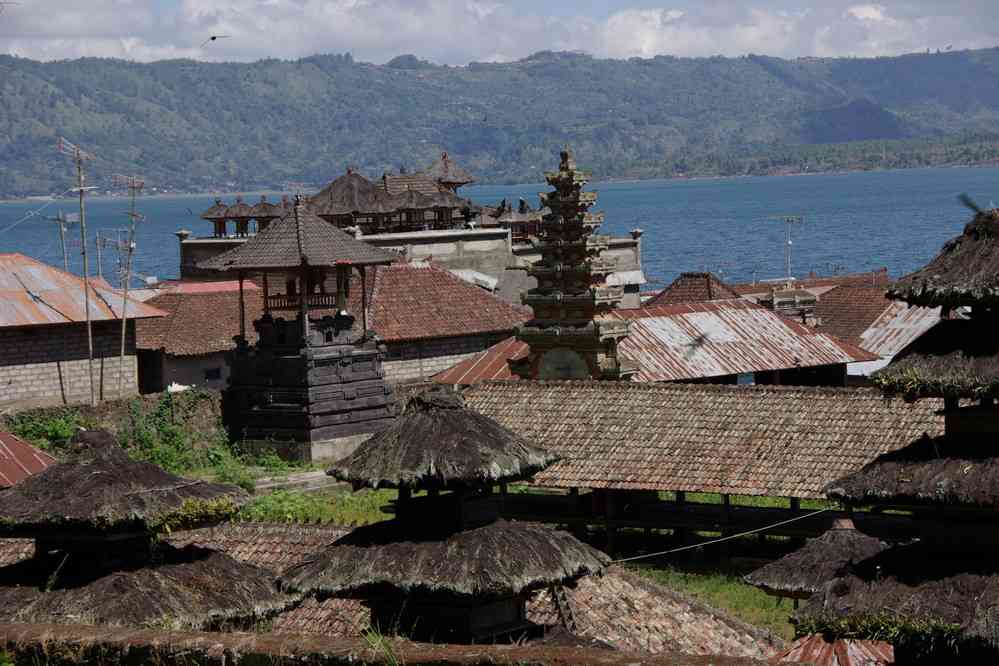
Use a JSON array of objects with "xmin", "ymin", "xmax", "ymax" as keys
[{"xmin": 200, "ymin": 35, "xmax": 230, "ymax": 47}]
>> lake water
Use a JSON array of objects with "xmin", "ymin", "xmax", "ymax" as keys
[{"xmin": 2, "ymin": 166, "xmax": 997, "ymax": 288}]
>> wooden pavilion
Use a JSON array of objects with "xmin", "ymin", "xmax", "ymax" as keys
[
  {"xmin": 279, "ymin": 388, "xmax": 609, "ymax": 642},
  {"xmin": 199, "ymin": 196, "xmax": 398, "ymax": 458}
]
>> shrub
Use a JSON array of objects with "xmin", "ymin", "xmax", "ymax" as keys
[{"xmin": 238, "ymin": 489, "xmax": 394, "ymax": 525}]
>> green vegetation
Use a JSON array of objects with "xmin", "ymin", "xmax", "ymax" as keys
[
  {"xmin": 0, "ymin": 651, "xmax": 11, "ymax": 666},
  {"xmin": 633, "ymin": 563, "xmax": 796, "ymax": 640},
  {"xmin": 4, "ymin": 48, "xmax": 999, "ymax": 196},
  {"xmin": 238, "ymin": 488, "xmax": 394, "ymax": 525},
  {"xmin": 796, "ymin": 613, "xmax": 963, "ymax": 659}
]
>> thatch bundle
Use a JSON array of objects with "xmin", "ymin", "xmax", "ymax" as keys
[
  {"xmin": 888, "ymin": 207, "xmax": 999, "ymax": 308},
  {"xmin": 279, "ymin": 519, "xmax": 609, "ymax": 599},
  {"xmin": 873, "ymin": 319, "xmax": 999, "ymax": 400},
  {"xmin": 826, "ymin": 434, "xmax": 999, "ymax": 508},
  {"xmin": 0, "ymin": 544, "xmax": 293, "ymax": 629},
  {"xmin": 744, "ymin": 521, "xmax": 888, "ymax": 597},
  {"xmin": 0, "ymin": 431, "xmax": 247, "ymax": 536},
  {"xmin": 328, "ymin": 389, "xmax": 559, "ymax": 489}
]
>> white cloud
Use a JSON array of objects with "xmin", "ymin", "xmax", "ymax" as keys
[{"xmin": 847, "ymin": 4, "xmax": 887, "ymax": 22}]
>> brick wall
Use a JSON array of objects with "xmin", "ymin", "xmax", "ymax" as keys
[
  {"xmin": 0, "ymin": 321, "xmax": 139, "ymax": 408},
  {"xmin": 383, "ymin": 333, "xmax": 507, "ymax": 383}
]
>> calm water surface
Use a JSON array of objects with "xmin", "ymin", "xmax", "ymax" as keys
[{"xmin": 2, "ymin": 166, "xmax": 997, "ymax": 287}]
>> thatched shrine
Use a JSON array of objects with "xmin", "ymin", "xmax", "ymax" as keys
[
  {"xmin": 200, "ymin": 197, "xmax": 398, "ymax": 458},
  {"xmin": 511, "ymin": 147, "xmax": 635, "ymax": 380},
  {"xmin": 743, "ymin": 518, "xmax": 888, "ymax": 606},
  {"xmin": 280, "ymin": 389, "xmax": 610, "ymax": 642},
  {"xmin": 0, "ymin": 430, "xmax": 289, "ymax": 629},
  {"xmin": 796, "ymin": 202, "xmax": 999, "ymax": 662}
]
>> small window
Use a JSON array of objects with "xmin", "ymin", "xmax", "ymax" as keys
[{"xmin": 204, "ymin": 367, "xmax": 222, "ymax": 381}]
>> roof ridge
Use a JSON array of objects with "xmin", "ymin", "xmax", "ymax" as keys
[{"xmin": 474, "ymin": 379, "xmax": 885, "ymax": 396}]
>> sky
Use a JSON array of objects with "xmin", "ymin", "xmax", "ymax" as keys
[{"xmin": 1, "ymin": 0, "xmax": 997, "ymax": 64}]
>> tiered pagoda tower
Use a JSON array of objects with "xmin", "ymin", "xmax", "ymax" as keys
[
  {"xmin": 510, "ymin": 148, "xmax": 634, "ymax": 380},
  {"xmin": 795, "ymin": 203, "xmax": 999, "ymax": 662},
  {"xmin": 280, "ymin": 389, "xmax": 609, "ymax": 642},
  {"xmin": 0, "ymin": 430, "xmax": 285, "ymax": 628},
  {"xmin": 200, "ymin": 197, "xmax": 398, "ymax": 460}
]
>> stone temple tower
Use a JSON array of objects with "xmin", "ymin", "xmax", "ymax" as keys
[{"xmin": 510, "ymin": 148, "xmax": 635, "ymax": 380}]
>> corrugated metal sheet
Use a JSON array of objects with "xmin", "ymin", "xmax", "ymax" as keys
[
  {"xmin": 0, "ymin": 253, "xmax": 165, "ymax": 328},
  {"xmin": 0, "ymin": 432, "xmax": 56, "ymax": 488},
  {"xmin": 433, "ymin": 336, "xmax": 525, "ymax": 385},
  {"xmin": 613, "ymin": 300, "xmax": 878, "ymax": 382},
  {"xmin": 860, "ymin": 301, "xmax": 941, "ymax": 359},
  {"xmin": 775, "ymin": 635, "xmax": 894, "ymax": 665}
]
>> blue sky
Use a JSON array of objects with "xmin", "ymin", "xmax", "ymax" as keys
[{"xmin": 2, "ymin": 1, "xmax": 997, "ymax": 64}]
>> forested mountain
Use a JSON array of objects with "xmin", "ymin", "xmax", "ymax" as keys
[{"xmin": 3, "ymin": 48, "xmax": 999, "ymax": 196}]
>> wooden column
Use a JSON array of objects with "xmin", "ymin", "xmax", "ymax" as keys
[
  {"xmin": 237, "ymin": 272, "xmax": 246, "ymax": 339},
  {"xmin": 262, "ymin": 272, "xmax": 270, "ymax": 314},
  {"xmin": 335, "ymin": 265, "xmax": 347, "ymax": 311},
  {"xmin": 361, "ymin": 266, "xmax": 369, "ymax": 335},
  {"xmin": 605, "ymin": 490, "xmax": 618, "ymax": 557},
  {"xmin": 299, "ymin": 266, "xmax": 310, "ymax": 340},
  {"xmin": 720, "ymin": 494, "xmax": 732, "ymax": 563}
]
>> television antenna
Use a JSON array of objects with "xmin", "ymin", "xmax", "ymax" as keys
[
  {"xmin": 769, "ymin": 214, "xmax": 804, "ymax": 279},
  {"xmin": 57, "ymin": 137, "xmax": 98, "ymax": 406},
  {"xmin": 44, "ymin": 211, "xmax": 79, "ymax": 272},
  {"xmin": 112, "ymin": 173, "xmax": 145, "ymax": 399}
]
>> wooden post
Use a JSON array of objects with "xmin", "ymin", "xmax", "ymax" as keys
[
  {"xmin": 674, "ymin": 491, "xmax": 687, "ymax": 548},
  {"xmin": 720, "ymin": 494, "xmax": 732, "ymax": 562},
  {"xmin": 262, "ymin": 272, "xmax": 270, "ymax": 314},
  {"xmin": 605, "ymin": 490, "xmax": 617, "ymax": 557},
  {"xmin": 237, "ymin": 272, "xmax": 246, "ymax": 340},
  {"xmin": 335, "ymin": 265, "xmax": 347, "ymax": 311},
  {"xmin": 299, "ymin": 266, "xmax": 310, "ymax": 340},
  {"xmin": 361, "ymin": 266, "xmax": 369, "ymax": 335}
]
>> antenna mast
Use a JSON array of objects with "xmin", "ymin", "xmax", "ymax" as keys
[
  {"xmin": 45, "ymin": 211, "xmax": 78, "ymax": 273},
  {"xmin": 112, "ymin": 173, "xmax": 145, "ymax": 399},
  {"xmin": 57, "ymin": 137, "xmax": 97, "ymax": 406},
  {"xmin": 769, "ymin": 214, "xmax": 804, "ymax": 279}
]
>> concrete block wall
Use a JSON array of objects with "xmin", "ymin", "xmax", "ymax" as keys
[
  {"xmin": 0, "ymin": 321, "xmax": 139, "ymax": 407},
  {"xmin": 383, "ymin": 333, "xmax": 508, "ymax": 383}
]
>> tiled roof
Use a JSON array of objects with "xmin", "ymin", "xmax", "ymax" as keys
[
  {"xmin": 380, "ymin": 173, "xmax": 441, "ymax": 196},
  {"xmin": 731, "ymin": 269, "xmax": 891, "ymax": 298},
  {"xmin": 463, "ymin": 381, "xmax": 944, "ymax": 498},
  {"xmin": 613, "ymin": 301, "xmax": 877, "ymax": 382},
  {"xmin": 136, "ymin": 284, "xmax": 264, "ymax": 356},
  {"xmin": 367, "ymin": 262, "xmax": 529, "ymax": 343},
  {"xmin": 433, "ymin": 336, "xmax": 526, "ymax": 385},
  {"xmin": 0, "ymin": 433, "xmax": 55, "ymax": 489},
  {"xmin": 645, "ymin": 273, "xmax": 741, "ymax": 307},
  {"xmin": 774, "ymin": 635, "xmax": 894, "ymax": 665},
  {"xmin": 0, "ymin": 539, "xmax": 33, "ymax": 567},
  {"xmin": 0, "ymin": 253, "xmax": 165, "ymax": 328},
  {"xmin": 199, "ymin": 202, "xmax": 396, "ymax": 272},
  {"xmin": 815, "ymin": 285, "xmax": 940, "ymax": 357}
]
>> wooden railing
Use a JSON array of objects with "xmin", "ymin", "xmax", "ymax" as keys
[{"xmin": 266, "ymin": 293, "xmax": 339, "ymax": 311}]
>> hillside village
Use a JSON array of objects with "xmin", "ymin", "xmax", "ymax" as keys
[{"xmin": 1, "ymin": 146, "xmax": 997, "ymax": 665}]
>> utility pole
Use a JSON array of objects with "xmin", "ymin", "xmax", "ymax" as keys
[
  {"xmin": 45, "ymin": 211, "xmax": 78, "ymax": 273},
  {"xmin": 769, "ymin": 215, "xmax": 804, "ymax": 279},
  {"xmin": 57, "ymin": 137, "xmax": 97, "ymax": 407},
  {"xmin": 112, "ymin": 173, "xmax": 144, "ymax": 399},
  {"xmin": 95, "ymin": 229, "xmax": 105, "ymax": 281}
]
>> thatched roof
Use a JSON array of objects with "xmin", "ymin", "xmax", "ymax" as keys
[
  {"xmin": 0, "ymin": 431, "xmax": 247, "ymax": 536},
  {"xmin": 199, "ymin": 198, "xmax": 396, "ymax": 272},
  {"xmin": 424, "ymin": 152, "xmax": 473, "ymax": 186},
  {"xmin": 226, "ymin": 196, "xmax": 253, "ymax": 219},
  {"xmin": 199, "ymin": 198, "xmax": 229, "ymax": 220},
  {"xmin": 873, "ymin": 318, "xmax": 999, "ymax": 400},
  {"xmin": 796, "ymin": 540, "xmax": 999, "ymax": 654},
  {"xmin": 887, "ymin": 207, "xmax": 999, "ymax": 308},
  {"xmin": 249, "ymin": 195, "xmax": 284, "ymax": 219},
  {"xmin": 328, "ymin": 389, "xmax": 558, "ymax": 490},
  {"xmin": 279, "ymin": 519, "xmax": 609, "ymax": 599},
  {"xmin": 0, "ymin": 543, "xmax": 292, "ymax": 629},
  {"xmin": 743, "ymin": 520, "xmax": 889, "ymax": 596},
  {"xmin": 826, "ymin": 433, "xmax": 999, "ymax": 508}
]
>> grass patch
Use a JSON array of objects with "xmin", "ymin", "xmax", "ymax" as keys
[
  {"xmin": 238, "ymin": 488, "xmax": 395, "ymax": 526},
  {"xmin": 658, "ymin": 491, "xmax": 835, "ymax": 510},
  {"xmin": 632, "ymin": 563, "xmax": 796, "ymax": 640}
]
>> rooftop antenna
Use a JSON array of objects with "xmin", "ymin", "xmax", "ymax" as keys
[
  {"xmin": 769, "ymin": 214, "xmax": 804, "ymax": 279},
  {"xmin": 57, "ymin": 137, "xmax": 98, "ymax": 406},
  {"xmin": 44, "ymin": 211, "xmax": 79, "ymax": 273},
  {"xmin": 112, "ymin": 173, "xmax": 145, "ymax": 399}
]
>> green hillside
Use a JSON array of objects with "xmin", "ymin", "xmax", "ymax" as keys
[{"xmin": 3, "ymin": 48, "xmax": 999, "ymax": 196}]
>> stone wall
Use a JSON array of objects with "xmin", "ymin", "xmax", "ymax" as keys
[
  {"xmin": 0, "ymin": 321, "xmax": 138, "ymax": 408},
  {"xmin": 383, "ymin": 333, "xmax": 508, "ymax": 383}
]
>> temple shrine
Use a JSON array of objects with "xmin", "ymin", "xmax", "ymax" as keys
[
  {"xmin": 199, "ymin": 196, "xmax": 398, "ymax": 460},
  {"xmin": 511, "ymin": 147, "xmax": 635, "ymax": 380}
]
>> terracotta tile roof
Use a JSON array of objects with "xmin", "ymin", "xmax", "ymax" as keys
[
  {"xmin": 0, "ymin": 433, "xmax": 56, "ymax": 489},
  {"xmin": 0, "ymin": 253, "xmax": 165, "ymax": 328},
  {"xmin": 367, "ymin": 262, "xmax": 529, "ymax": 343},
  {"xmin": 0, "ymin": 539, "xmax": 33, "ymax": 567},
  {"xmin": 136, "ymin": 286, "xmax": 264, "ymax": 356},
  {"xmin": 613, "ymin": 301, "xmax": 877, "ymax": 382},
  {"xmin": 774, "ymin": 635, "xmax": 894, "ymax": 665},
  {"xmin": 645, "ymin": 273, "xmax": 741, "ymax": 307},
  {"xmin": 731, "ymin": 269, "xmax": 891, "ymax": 298},
  {"xmin": 433, "ymin": 336, "xmax": 526, "ymax": 385},
  {"xmin": 380, "ymin": 173, "xmax": 441, "ymax": 196},
  {"xmin": 463, "ymin": 381, "xmax": 944, "ymax": 498}
]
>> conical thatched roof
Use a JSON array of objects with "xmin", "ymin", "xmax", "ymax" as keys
[
  {"xmin": 424, "ymin": 152, "xmax": 473, "ymax": 187},
  {"xmin": 744, "ymin": 520, "xmax": 889, "ymax": 597},
  {"xmin": 249, "ymin": 194, "xmax": 283, "ymax": 220},
  {"xmin": 200, "ymin": 198, "xmax": 229, "ymax": 220},
  {"xmin": 198, "ymin": 199, "xmax": 396, "ymax": 272},
  {"xmin": 279, "ymin": 519, "xmax": 608, "ymax": 599},
  {"xmin": 310, "ymin": 171, "xmax": 380, "ymax": 211},
  {"xmin": 888, "ymin": 207, "xmax": 999, "ymax": 308},
  {"xmin": 227, "ymin": 196, "xmax": 253, "ymax": 219},
  {"xmin": 873, "ymin": 318, "xmax": 999, "ymax": 400},
  {"xmin": 0, "ymin": 544, "xmax": 293, "ymax": 629},
  {"xmin": 327, "ymin": 389, "xmax": 559, "ymax": 490},
  {"xmin": 0, "ymin": 431, "xmax": 247, "ymax": 536}
]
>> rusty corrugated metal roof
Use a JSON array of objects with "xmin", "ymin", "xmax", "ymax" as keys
[
  {"xmin": 613, "ymin": 300, "xmax": 877, "ymax": 383},
  {"xmin": 0, "ymin": 432, "xmax": 56, "ymax": 489},
  {"xmin": 774, "ymin": 634, "xmax": 894, "ymax": 665},
  {"xmin": 0, "ymin": 253, "xmax": 165, "ymax": 328},
  {"xmin": 433, "ymin": 336, "xmax": 527, "ymax": 385},
  {"xmin": 859, "ymin": 300, "xmax": 941, "ymax": 359}
]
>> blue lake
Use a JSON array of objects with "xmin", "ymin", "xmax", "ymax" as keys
[{"xmin": 2, "ymin": 166, "xmax": 997, "ymax": 287}]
